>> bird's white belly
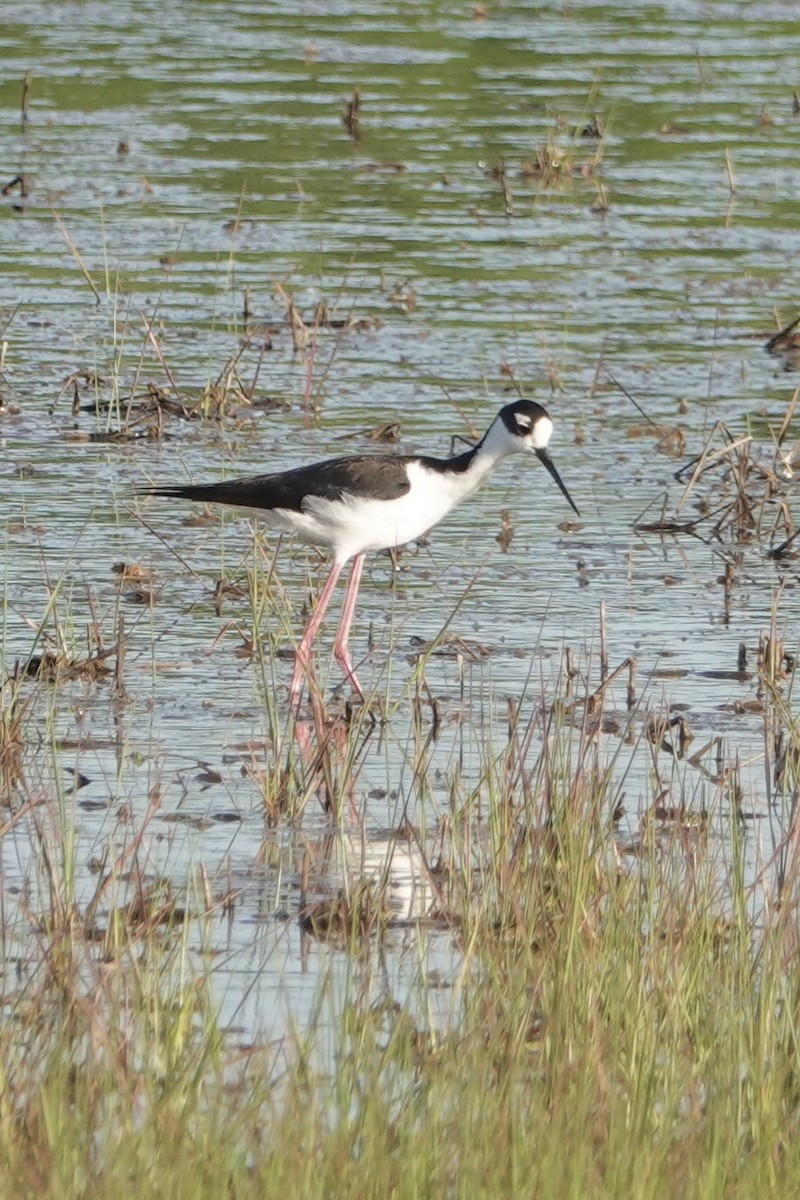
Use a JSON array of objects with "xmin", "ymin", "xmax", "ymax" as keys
[{"xmin": 267, "ymin": 461, "xmax": 475, "ymax": 562}]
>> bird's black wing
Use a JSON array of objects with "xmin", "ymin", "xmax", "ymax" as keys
[{"xmin": 142, "ymin": 455, "xmax": 413, "ymax": 514}]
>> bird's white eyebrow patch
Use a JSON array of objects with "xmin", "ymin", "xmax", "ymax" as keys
[
  {"xmin": 515, "ymin": 414, "xmax": 532, "ymax": 430},
  {"xmin": 531, "ymin": 415, "xmax": 553, "ymax": 449}
]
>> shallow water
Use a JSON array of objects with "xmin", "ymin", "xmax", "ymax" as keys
[{"xmin": 1, "ymin": 0, "xmax": 799, "ymax": 1036}]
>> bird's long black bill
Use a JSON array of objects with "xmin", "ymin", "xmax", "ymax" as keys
[{"xmin": 536, "ymin": 448, "xmax": 580, "ymax": 517}]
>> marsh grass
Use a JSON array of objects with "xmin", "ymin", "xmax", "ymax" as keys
[
  {"xmin": 2, "ymin": 563, "xmax": 800, "ymax": 1198},
  {"xmin": 54, "ymin": 238, "xmax": 377, "ymax": 445}
]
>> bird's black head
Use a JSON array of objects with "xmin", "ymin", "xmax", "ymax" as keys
[
  {"xmin": 498, "ymin": 399, "xmax": 554, "ymax": 449},
  {"xmin": 494, "ymin": 398, "xmax": 580, "ymax": 516}
]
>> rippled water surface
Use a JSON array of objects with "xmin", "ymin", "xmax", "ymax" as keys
[{"xmin": 1, "ymin": 1, "xmax": 799, "ymax": 1035}]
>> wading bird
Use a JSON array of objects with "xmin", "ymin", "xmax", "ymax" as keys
[{"xmin": 143, "ymin": 399, "xmax": 579, "ymax": 705}]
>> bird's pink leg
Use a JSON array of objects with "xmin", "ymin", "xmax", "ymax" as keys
[
  {"xmin": 333, "ymin": 553, "xmax": 366, "ymax": 699},
  {"xmin": 290, "ymin": 561, "xmax": 343, "ymax": 707}
]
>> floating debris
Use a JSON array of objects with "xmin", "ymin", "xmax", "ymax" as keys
[
  {"xmin": 299, "ymin": 877, "xmax": 387, "ymax": 944},
  {"xmin": 765, "ymin": 315, "xmax": 800, "ymax": 369},
  {"xmin": 342, "ymin": 89, "xmax": 361, "ymax": 142}
]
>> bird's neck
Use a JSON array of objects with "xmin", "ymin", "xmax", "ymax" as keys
[{"xmin": 436, "ymin": 428, "xmax": 511, "ymax": 501}]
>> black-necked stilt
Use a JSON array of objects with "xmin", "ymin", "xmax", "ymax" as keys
[{"xmin": 142, "ymin": 399, "xmax": 579, "ymax": 704}]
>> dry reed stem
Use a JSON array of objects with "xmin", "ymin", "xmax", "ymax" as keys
[{"xmin": 52, "ymin": 212, "xmax": 100, "ymax": 301}]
